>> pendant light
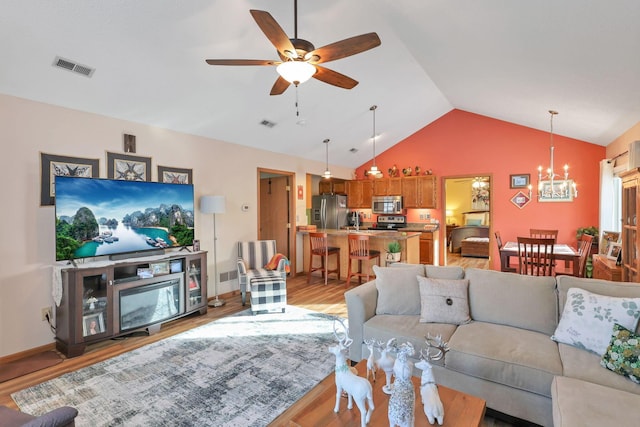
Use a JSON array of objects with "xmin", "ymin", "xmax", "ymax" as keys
[
  {"xmin": 323, "ymin": 138, "xmax": 332, "ymax": 179},
  {"xmin": 368, "ymin": 105, "xmax": 382, "ymax": 177}
]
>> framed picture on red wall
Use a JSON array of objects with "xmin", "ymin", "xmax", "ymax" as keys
[{"xmin": 510, "ymin": 174, "xmax": 530, "ymax": 189}]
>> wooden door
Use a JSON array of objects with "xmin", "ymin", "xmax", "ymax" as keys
[{"xmin": 259, "ymin": 175, "xmax": 290, "ymax": 259}]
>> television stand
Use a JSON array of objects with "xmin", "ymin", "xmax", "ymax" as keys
[{"xmin": 55, "ymin": 251, "xmax": 207, "ymax": 358}]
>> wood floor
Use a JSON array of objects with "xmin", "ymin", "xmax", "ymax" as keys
[{"xmin": 1, "ymin": 262, "xmax": 517, "ymax": 426}]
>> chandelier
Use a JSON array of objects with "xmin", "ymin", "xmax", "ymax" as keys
[
  {"xmin": 534, "ymin": 110, "xmax": 577, "ymax": 201},
  {"xmin": 323, "ymin": 138, "xmax": 332, "ymax": 179},
  {"xmin": 367, "ymin": 105, "xmax": 383, "ymax": 177}
]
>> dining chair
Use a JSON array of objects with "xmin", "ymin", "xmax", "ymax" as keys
[
  {"xmin": 529, "ymin": 228, "xmax": 559, "ymax": 241},
  {"xmin": 555, "ymin": 234, "xmax": 594, "ymax": 277},
  {"xmin": 517, "ymin": 237, "xmax": 555, "ymax": 276},
  {"xmin": 346, "ymin": 234, "xmax": 381, "ymax": 288},
  {"xmin": 308, "ymin": 232, "xmax": 340, "ymax": 285},
  {"xmin": 495, "ymin": 231, "xmax": 517, "ymax": 272}
]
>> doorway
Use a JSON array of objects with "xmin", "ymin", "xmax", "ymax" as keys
[
  {"xmin": 442, "ymin": 175, "xmax": 492, "ymax": 268},
  {"xmin": 258, "ymin": 168, "xmax": 296, "ymax": 274}
]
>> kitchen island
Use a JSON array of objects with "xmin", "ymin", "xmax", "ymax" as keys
[{"xmin": 298, "ymin": 229, "xmax": 421, "ymax": 282}]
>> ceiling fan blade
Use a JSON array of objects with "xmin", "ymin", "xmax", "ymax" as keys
[
  {"xmin": 312, "ymin": 66, "xmax": 358, "ymax": 89},
  {"xmin": 205, "ymin": 59, "xmax": 278, "ymax": 66},
  {"xmin": 250, "ymin": 10, "xmax": 297, "ymax": 59},
  {"xmin": 305, "ymin": 33, "xmax": 381, "ymax": 64},
  {"xmin": 270, "ymin": 76, "xmax": 291, "ymax": 96}
]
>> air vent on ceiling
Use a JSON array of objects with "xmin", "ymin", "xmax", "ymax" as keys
[
  {"xmin": 52, "ymin": 56, "xmax": 95, "ymax": 78},
  {"xmin": 260, "ymin": 119, "xmax": 276, "ymax": 128},
  {"xmin": 350, "ymin": 148, "xmax": 358, "ymax": 153}
]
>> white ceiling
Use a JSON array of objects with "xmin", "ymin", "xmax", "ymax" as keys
[{"xmin": 2, "ymin": 1, "xmax": 640, "ymax": 168}]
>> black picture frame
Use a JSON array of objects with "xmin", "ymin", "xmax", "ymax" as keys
[
  {"xmin": 510, "ymin": 174, "xmax": 530, "ymax": 189},
  {"xmin": 40, "ymin": 153, "xmax": 99, "ymax": 206},
  {"xmin": 158, "ymin": 166, "xmax": 193, "ymax": 184},
  {"xmin": 106, "ymin": 152, "xmax": 151, "ymax": 181}
]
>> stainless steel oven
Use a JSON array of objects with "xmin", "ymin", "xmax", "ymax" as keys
[{"xmin": 372, "ymin": 196, "xmax": 403, "ymax": 214}]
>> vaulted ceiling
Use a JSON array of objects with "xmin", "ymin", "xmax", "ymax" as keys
[{"xmin": 2, "ymin": 1, "xmax": 639, "ymax": 167}]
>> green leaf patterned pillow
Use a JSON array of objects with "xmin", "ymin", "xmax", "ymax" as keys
[
  {"xmin": 601, "ymin": 323, "xmax": 640, "ymax": 384},
  {"xmin": 552, "ymin": 287, "xmax": 640, "ymax": 355}
]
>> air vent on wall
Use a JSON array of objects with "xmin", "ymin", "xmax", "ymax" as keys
[{"xmin": 52, "ymin": 56, "xmax": 95, "ymax": 78}]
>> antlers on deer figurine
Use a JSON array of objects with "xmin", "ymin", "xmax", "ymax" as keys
[
  {"xmin": 415, "ymin": 334, "xmax": 450, "ymax": 426},
  {"xmin": 329, "ymin": 319, "xmax": 374, "ymax": 427}
]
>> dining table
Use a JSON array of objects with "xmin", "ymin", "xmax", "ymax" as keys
[{"xmin": 499, "ymin": 241, "xmax": 580, "ymax": 275}]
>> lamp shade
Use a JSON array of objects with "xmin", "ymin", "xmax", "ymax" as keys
[
  {"xmin": 276, "ymin": 61, "xmax": 316, "ymax": 84},
  {"xmin": 200, "ymin": 195, "xmax": 226, "ymax": 214}
]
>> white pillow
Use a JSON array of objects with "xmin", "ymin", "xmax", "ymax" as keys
[
  {"xmin": 417, "ymin": 276, "xmax": 471, "ymax": 325},
  {"xmin": 552, "ymin": 287, "xmax": 640, "ymax": 355}
]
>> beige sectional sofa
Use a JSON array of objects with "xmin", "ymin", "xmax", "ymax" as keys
[{"xmin": 345, "ymin": 264, "xmax": 640, "ymax": 426}]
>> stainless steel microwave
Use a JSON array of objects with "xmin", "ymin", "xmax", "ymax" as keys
[{"xmin": 372, "ymin": 196, "xmax": 403, "ymax": 214}]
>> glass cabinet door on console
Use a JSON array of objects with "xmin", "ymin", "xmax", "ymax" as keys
[
  {"xmin": 621, "ymin": 168, "xmax": 640, "ymax": 282},
  {"xmin": 79, "ymin": 268, "xmax": 113, "ymax": 341},
  {"xmin": 186, "ymin": 254, "xmax": 207, "ymax": 312}
]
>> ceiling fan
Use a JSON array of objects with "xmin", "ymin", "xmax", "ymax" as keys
[{"xmin": 205, "ymin": 0, "xmax": 381, "ymax": 95}]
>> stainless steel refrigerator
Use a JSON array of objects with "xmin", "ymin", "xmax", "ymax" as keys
[{"xmin": 311, "ymin": 194, "xmax": 348, "ymax": 229}]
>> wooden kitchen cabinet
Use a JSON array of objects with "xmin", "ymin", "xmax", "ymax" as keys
[
  {"xmin": 373, "ymin": 178, "xmax": 403, "ymax": 196},
  {"xmin": 592, "ymin": 254, "xmax": 622, "ymax": 282},
  {"xmin": 402, "ymin": 176, "xmax": 437, "ymax": 208},
  {"xmin": 319, "ymin": 178, "xmax": 346, "ymax": 195},
  {"xmin": 419, "ymin": 231, "xmax": 434, "ymax": 264},
  {"xmin": 346, "ymin": 180, "xmax": 373, "ymax": 209}
]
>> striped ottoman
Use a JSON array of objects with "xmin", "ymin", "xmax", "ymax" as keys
[{"xmin": 249, "ymin": 272, "xmax": 287, "ymax": 314}]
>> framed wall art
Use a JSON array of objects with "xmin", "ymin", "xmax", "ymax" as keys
[
  {"xmin": 510, "ymin": 191, "xmax": 531, "ymax": 209},
  {"xmin": 106, "ymin": 152, "xmax": 151, "ymax": 181},
  {"xmin": 510, "ymin": 174, "xmax": 530, "ymax": 189},
  {"xmin": 40, "ymin": 152, "xmax": 99, "ymax": 206},
  {"xmin": 157, "ymin": 165, "xmax": 192, "ymax": 184},
  {"xmin": 538, "ymin": 180, "xmax": 575, "ymax": 202}
]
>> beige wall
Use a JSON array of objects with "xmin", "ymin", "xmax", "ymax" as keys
[
  {"xmin": 0, "ymin": 94, "xmax": 352, "ymax": 357},
  {"xmin": 606, "ymin": 121, "xmax": 640, "ymax": 167}
]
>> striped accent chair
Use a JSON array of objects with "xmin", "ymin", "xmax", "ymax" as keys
[{"xmin": 237, "ymin": 240, "xmax": 287, "ymax": 312}]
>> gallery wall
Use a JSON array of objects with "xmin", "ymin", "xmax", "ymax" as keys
[{"xmin": 0, "ymin": 94, "xmax": 352, "ymax": 357}]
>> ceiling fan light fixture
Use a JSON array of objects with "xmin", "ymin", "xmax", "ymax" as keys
[
  {"xmin": 323, "ymin": 138, "xmax": 332, "ymax": 179},
  {"xmin": 276, "ymin": 61, "xmax": 316, "ymax": 85}
]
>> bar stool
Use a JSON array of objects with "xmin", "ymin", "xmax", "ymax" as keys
[
  {"xmin": 346, "ymin": 234, "xmax": 381, "ymax": 288},
  {"xmin": 308, "ymin": 232, "xmax": 340, "ymax": 285}
]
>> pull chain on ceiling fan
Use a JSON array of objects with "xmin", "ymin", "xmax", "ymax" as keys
[{"xmin": 205, "ymin": 0, "xmax": 381, "ymax": 95}]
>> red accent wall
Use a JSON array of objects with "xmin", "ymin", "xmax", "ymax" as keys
[{"xmin": 356, "ymin": 109, "xmax": 605, "ymax": 270}]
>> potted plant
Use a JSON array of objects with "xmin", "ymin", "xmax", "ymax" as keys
[{"xmin": 387, "ymin": 241, "xmax": 402, "ymax": 262}]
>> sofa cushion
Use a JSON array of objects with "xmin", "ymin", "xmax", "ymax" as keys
[
  {"xmin": 417, "ymin": 276, "xmax": 471, "ymax": 325},
  {"xmin": 558, "ymin": 343, "xmax": 640, "ymax": 395},
  {"xmin": 464, "ymin": 268, "xmax": 558, "ymax": 335},
  {"xmin": 601, "ymin": 323, "xmax": 640, "ymax": 384},
  {"xmin": 373, "ymin": 265, "xmax": 424, "ymax": 315},
  {"xmin": 552, "ymin": 376, "xmax": 640, "ymax": 427},
  {"xmin": 552, "ymin": 287, "xmax": 640, "ymax": 355},
  {"xmin": 446, "ymin": 322, "xmax": 562, "ymax": 397},
  {"xmin": 362, "ymin": 314, "xmax": 457, "ymax": 367},
  {"xmin": 557, "ymin": 275, "xmax": 640, "ymax": 334}
]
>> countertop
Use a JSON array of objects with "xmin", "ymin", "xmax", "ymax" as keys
[{"xmin": 296, "ymin": 229, "xmax": 421, "ymax": 239}]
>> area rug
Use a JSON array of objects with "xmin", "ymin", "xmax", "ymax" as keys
[
  {"xmin": 12, "ymin": 307, "xmax": 342, "ymax": 426},
  {"xmin": 0, "ymin": 351, "xmax": 63, "ymax": 383}
]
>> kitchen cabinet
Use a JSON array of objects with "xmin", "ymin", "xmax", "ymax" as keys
[
  {"xmin": 373, "ymin": 178, "xmax": 403, "ymax": 196},
  {"xmin": 419, "ymin": 231, "xmax": 435, "ymax": 264},
  {"xmin": 346, "ymin": 180, "xmax": 373, "ymax": 209},
  {"xmin": 319, "ymin": 178, "xmax": 346, "ymax": 195},
  {"xmin": 402, "ymin": 176, "xmax": 437, "ymax": 208}
]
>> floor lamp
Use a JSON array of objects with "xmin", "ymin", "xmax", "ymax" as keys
[{"xmin": 200, "ymin": 195, "xmax": 226, "ymax": 307}]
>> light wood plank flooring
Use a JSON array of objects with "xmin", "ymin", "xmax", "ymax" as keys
[{"xmin": 1, "ymin": 268, "xmax": 520, "ymax": 426}]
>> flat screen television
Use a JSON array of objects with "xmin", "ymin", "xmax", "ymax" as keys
[{"xmin": 55, "ymin": 176, "xmax": 195, "ymax": 261}]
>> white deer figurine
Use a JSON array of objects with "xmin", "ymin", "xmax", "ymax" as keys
[
  {"xmin": 416, "ymin": 334, "xmax": 450, "ymax": 425},
  {"xmin": 377, "ymin": 337, "xmax": 397, "ymax": 394},
  {"xmin": 364, "ymin": 339, "xmax": 379, "ymax": 382},
  {"xmin": 388, "ymin": 342, "xmax": 416, "ymax": 427},
  {"xmin": 329, "ymin": 319, "xmax": 374, "ymax": 427}
]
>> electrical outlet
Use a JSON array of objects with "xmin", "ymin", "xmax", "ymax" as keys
[{"xmin": 41, "ymin": 306, "xmax": 52, "ymax": 322}]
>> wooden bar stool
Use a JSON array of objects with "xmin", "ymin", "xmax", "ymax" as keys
[
  {"xmin": 346, "ymin": 234, "xmax": 381, "ymax": 288},
  {"xmin": 308, "ymin": 232, "xmax": 340, "ymax": 285}
]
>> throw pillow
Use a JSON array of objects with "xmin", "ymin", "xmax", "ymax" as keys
[
  {"xmin": 264, "ymin": 253, "xmax": 290, "ymax": 273},
  {"xmin": 466, "ymin": 219, "xmax": 482, "ymax": 226},
  {"xmin": 374, "ymin": 264, "xmax": 424, "ymax": 315},
  {"xmin": 417, "ymin": 276, "xmax": 471, "ymax": 325},
  {"xmin": 601, "ymin": 323, "xmax": 640, "ymax": 384},
  {"xmin": 552, "ymin": 287, "xmax": 640, "ymax": 355}
]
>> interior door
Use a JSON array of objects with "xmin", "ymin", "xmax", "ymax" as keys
[{"xmin": 259, "ymin": 172, "xmax": 293, "ymax": 269}]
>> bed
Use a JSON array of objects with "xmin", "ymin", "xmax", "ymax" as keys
[{"xmin": 461, "ymin": 237, "xmax": 490, "ymax": 258}]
